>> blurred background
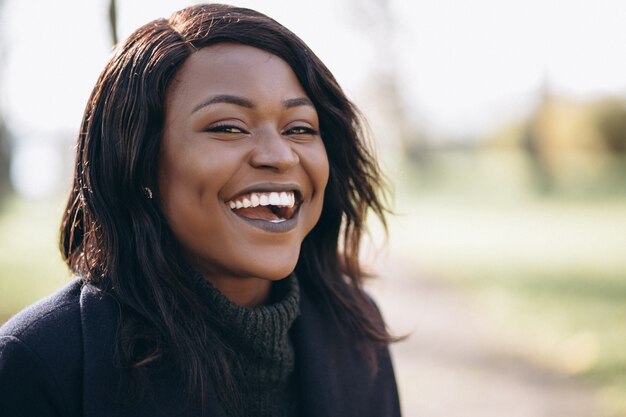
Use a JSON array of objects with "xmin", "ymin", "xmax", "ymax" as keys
[{"xmin": 0, "ymin": 0, "xmax": 625, "ymax": 416}]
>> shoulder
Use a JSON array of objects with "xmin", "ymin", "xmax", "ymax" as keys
[
  {"xmin": 1, "ymin": 279, "xmax": 83, "ymax": 343},
  {"xmin": 0, "ymin": 279, "xmax": 84, "ymax": 416},
  {"xmin": 0, "ymin": 278, "xmax": 120, "ymax": 367}
]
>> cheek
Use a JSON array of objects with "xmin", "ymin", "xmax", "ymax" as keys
[
  {"xmin": 313, "ymin": 144, "xmax": 330, "ymax": 196},
  {"xmin": 159, "ymin": 142, "xmax": 238, "ymax": 201},
  {"xmin": 306, "ymin": 142, "xmax": 330, "ymax": 223},
  {"xmin": 157, "ymin": 147, "xmax": 221, "ymax": 236},
  {"xmin": 158, "ymin": 169, "xmax": 201, "ymax": 246},
  {"xmin": 158, "ymin": 151, "xmax": 199, "ymax": 217}
]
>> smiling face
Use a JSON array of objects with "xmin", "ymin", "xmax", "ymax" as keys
[{"xmin": 158, "ymin": 43, "xmax": 329, "ymax": 299}]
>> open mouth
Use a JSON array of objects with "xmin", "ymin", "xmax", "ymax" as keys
[{"xmin": 226, "ymin": 190, "xmax": 301, "ymax": 223}]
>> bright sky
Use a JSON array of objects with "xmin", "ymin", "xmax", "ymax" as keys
[
  {"xmin": 396, "ymin": 0, "xmax": 626, "ymax": 137},
  {"xmin": 2, "ymin": 0, "xmax": 626, "ymax": 139}
]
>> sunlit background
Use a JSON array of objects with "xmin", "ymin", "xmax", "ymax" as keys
[{"xmin": 1, "ymin": 1, "xmax": 625, "ymax": 416}]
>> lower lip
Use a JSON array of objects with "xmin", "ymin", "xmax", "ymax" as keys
[{"xmin": 233, "ymin": 210, "xmax": 299, "ymax": 233}]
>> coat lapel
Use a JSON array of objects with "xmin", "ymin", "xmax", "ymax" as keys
[{"xmin": 292, "ymin": 288, "xmax": 402, "ymax": 417}]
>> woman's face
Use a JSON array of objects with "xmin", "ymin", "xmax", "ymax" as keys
[{"xmin": 158, "ymin": 43, "xmax": 329, "ymax": 287}]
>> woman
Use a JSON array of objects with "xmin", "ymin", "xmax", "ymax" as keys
[{"xmin": 0, "ymin": 4, "xmax": 401, "ymax": 417}]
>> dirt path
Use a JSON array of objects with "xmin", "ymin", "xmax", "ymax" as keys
[{"xmin": 367, "ymin": 256, "xmax": 602, "ymax": 417}]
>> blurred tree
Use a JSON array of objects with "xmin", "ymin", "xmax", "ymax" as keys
[
  {"xmin": 0, "ymin": 0, "xmax": 14, "ymax": 206},
  {"xmin": 594, "ymin": 98, "xmax": 626, "ymax": 155},
  {"xmin": 346, "ymin": 0, "xmax": 420, "ymax": 163},
  {"xmin": 522, "ymin": 84, "xmax": 557, "ymax": 193},
  {"xmin": 0, "ymin": 117, "xmax": 11, "ymax": 205},
  {"xmin": 522, "ymin": 118, "xmax": 554, "ymax": 193},
  {"xmin": 108, "ymin": 0, "xmax": 118, "ymax": 45},
  {"xmin": 506, "ymin": 86, "xmax": 626, "ymax": 195}
]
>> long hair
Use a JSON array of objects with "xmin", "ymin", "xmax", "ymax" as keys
[{"xmin": 61, "ymin": 2, "xmax": 393, "ymax": 404}]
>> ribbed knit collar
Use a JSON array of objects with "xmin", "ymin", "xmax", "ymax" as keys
[
  {"xmin": 191, "ymin": 272, "xmax": 300, "ymax": 351},
  {"xmin": 188, "ymin": 270, "xmax": 301, "ymax": 417}
]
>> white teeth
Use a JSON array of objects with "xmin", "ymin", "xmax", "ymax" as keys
[
  {"xmin": 269, "ymin": 192, "xmax": 280, "ymax": 205},
  {"xmin": 226, "ymin": 191, "xmax": 296, "ymax": 209}
]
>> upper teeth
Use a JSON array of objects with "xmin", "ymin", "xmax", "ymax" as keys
[{"xmin": 227, "ymin": 191, "xmax": 296, "ymax": 209}]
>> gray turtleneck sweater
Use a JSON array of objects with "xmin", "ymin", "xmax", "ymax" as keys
[{"xmin": 193, "ymin": 274, "xmax": 301, "ymax": 417}]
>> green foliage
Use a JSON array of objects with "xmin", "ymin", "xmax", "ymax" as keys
[
  {"xmin": 0, "ymin": 118, "xmax": 11, "ymax": 205},
  {"xmin": 440, "ymin": 265, "xmax": 626, "ymax": 417},
  {"xmin": 595, "ymin": 99, "xmax": 626, "ymax": 154},
  {"xmin": 392, "ymin": 153, "xmax": 626, "ymax": 416},
  {"xmin": 0, "ymin": 0, "xmax": 12, "ymax": 206},
  {"xmin": 0, "ymin": 197, "xmax": 70, "ymax": 323},
  {"xmin": 479, "ymin": 95, "xmax": 626, "ymax": 197}
]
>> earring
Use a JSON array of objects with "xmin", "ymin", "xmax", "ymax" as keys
[{"xmin": 143, "ymin": 187, "xmax": 153, "ymax": 199}]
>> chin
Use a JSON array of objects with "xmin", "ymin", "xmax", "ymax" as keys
[
  {"xmin": 242, "ymin": 247, "xmax": 300, "ymax": 281},
  {"xmin": 253, "ymin": 261, "xmax": 298, "ymax": 281}
]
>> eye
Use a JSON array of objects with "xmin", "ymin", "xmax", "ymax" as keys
[
  {"xmin": 283, "ymin": 125, "xmax": 319, "ymax": 136},
  {"xmin": 206, "ymin": 123, "xmax": 247, "ymax": 134}
]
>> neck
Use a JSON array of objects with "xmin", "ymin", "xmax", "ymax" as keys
[{"xmin": 201, "ymin": 274, "xmax": 272, "ymax": 307}]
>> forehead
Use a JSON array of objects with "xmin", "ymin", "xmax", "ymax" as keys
[{"xmin": 166, "ymin": 43, "xmax": 308, "ymax": 108}]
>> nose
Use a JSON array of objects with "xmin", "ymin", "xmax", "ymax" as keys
[{"xmin": 249, "ymin": 127, "xmax": 299, "ymax": 171}]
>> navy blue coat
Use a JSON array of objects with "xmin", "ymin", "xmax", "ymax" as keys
[{"xmin": 0, "ymin": 280, "xmax": 401, "ymax": 416}]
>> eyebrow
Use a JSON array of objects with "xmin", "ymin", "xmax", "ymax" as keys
[
  {"xmin": 191, "ymin": 94, "xmax": 315, "ymax": 114},
  {"xmin": 192, "ymin": 94, "xmax": 253, "ymax": 113},
  {"xmin": 284, "ymin": 97, "xmax": 315, "ymax": 108}
]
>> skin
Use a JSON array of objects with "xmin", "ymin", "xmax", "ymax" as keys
[{"xmin": 158, "ymin": 43, "xmax": 329, "ymax": 307}]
